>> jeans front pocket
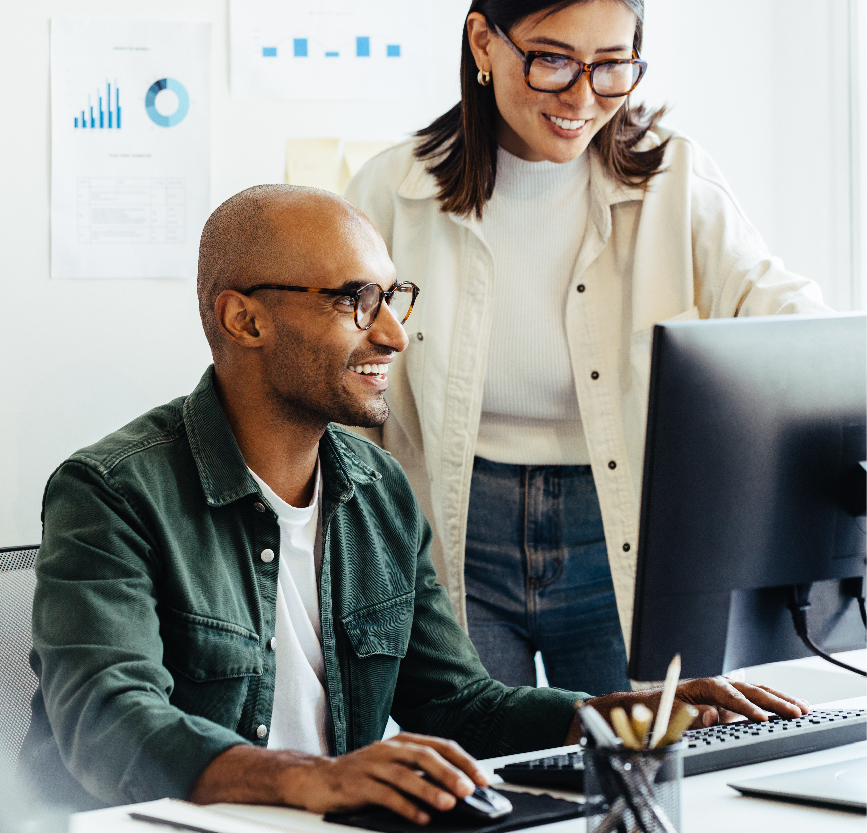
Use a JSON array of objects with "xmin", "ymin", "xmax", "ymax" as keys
[{"xmin": 159, "ymin": 605, "xmax": 262, "ymax": 733}]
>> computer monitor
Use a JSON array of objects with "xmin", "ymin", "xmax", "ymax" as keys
[{"xmin": 628, "ymin": 313, "xmax": 866, "ymax": 682}]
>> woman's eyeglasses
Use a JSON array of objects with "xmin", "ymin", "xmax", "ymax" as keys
[
  {"xmin": 493, "ymin": 23, "xmax": 646, "ymax": 97},
  {"xmin": 241, "ymin": 281, "xmax": 420, "ymax": 331}
]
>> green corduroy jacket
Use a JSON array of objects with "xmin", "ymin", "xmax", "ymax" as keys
[{"xmin": 20, "ymin": 367, "xmax": 588, "ymax": 810}]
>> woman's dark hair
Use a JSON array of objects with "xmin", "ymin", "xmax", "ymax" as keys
[{"xmin": 415, "ymin": 0, "xmax": 668, "ymax": 217}]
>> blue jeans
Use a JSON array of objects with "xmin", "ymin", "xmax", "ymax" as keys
[{"xmin": 464, "ymin": 457, "xmax": 630, "ymax": 695}]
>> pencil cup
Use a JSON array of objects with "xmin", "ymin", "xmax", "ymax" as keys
[{"xmin": 583, "ymin": 742, "xmax": 683, "ymax": 833}]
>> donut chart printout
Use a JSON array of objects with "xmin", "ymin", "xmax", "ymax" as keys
[
  {"xmin": 145, "ymin": 79, "xmax": 191, "ymax": 128},
  {"xmin": 50, "ymin": 19, "xmax": 211, "ymax": 279},
  {"xmin": 229, "ymin": 0, "xmax": 433, "ymax": 101}
]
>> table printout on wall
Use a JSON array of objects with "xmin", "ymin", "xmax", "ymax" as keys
[
  {"xmin": 50, "ymin": 18, "xmax": 211, "ymax": 279},
  {"xmin": 229, "ymin": 0, "xmax": 433, "ymax": 101}
]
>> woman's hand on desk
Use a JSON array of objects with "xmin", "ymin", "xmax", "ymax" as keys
[
  {"xmin": 189, "ymin": 732, "xmax": 488, "ymax": 825},
  {"xmin": 569, "ymin": 678, "xmax": 811, "ymax": 742}
]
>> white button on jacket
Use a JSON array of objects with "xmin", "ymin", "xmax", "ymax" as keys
[{"xmin": 345, "ymin": 129, "xmax": 828, "ymax": 646}]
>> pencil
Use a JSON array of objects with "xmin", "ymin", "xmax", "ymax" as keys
[
  {"xmin": 650, "ymin": 653, "xmax": 681, "ymax": 748},
  {"xmin": 610, "ymin": 706, "xmax": 642, "ymax": 749},
  {"xmin": 659, "ymin": 704, "xmax": 699, "ymax": 747},
  {"xmin": 630, "ymin": 702, "xmax": 654, "ymax": 748}
]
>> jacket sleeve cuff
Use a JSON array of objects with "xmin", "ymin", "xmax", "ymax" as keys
[
  {"xmin": 497, "ymin": 687, "xmax": 591, "ymax": 754},
  {"xmin": 118, "ymin": 715, "xmax": 250, "ymax": 804}
]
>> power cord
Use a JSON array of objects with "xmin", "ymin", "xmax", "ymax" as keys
[
  {"xmin": 840, "ymin": 576, "xmax": 867, "ymax": 629},
  {"xmin": 787, "ymin": 583, "xmax": 867, "ymax": 677}
]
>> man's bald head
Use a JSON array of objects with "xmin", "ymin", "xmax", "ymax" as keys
[{"xmin": 197, "ymin": 184, "xmax": 378, "ymax": 355}]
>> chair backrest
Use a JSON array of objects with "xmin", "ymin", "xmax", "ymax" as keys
[{"xmin": 0, "ymin": 546, "xmax": 39, "ymax": 777}]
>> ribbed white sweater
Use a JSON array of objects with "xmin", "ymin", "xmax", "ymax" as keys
[{"xmin": 475, "ymin": 147, "xmax": 591, "ymax": 465}]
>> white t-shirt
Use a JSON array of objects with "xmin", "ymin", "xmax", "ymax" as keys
[{"xmin": 247, "ymin": 464, "xmax": 332, "ymax": 755}]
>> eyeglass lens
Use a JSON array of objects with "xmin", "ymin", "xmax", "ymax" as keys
[
  {"xmin": 529, "ymin": 56, "xmax": 640, "ymax": 95},
  {"xmin": 356, "ymin": 284, "xmax": 415, "ymax": 328}
]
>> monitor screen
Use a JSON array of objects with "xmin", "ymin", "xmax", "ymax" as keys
[{"xmin": 628, "ymin": 313, "xmax": 866, "ymax": 682}]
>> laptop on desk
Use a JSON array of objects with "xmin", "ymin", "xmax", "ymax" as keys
[{"xmin": 728, "ymin": 756, "xmax": 866, "ymax": 813}]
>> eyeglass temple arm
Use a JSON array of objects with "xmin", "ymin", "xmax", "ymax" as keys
[{"xmin": 492, "ymin": 23, "xmax": 528, "ymax": 64}]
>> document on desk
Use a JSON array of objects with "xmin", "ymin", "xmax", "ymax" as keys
[
  {"xmin": 50, "ymin": 18, "xmax": 211, "ymax": 279},
  {"xmin": 95, "ymin": 799, "xmax": 280, "ymax": 833},
  {"xmin": 229, "ymin": 0, "xmax": 433, "ymax": 101}
]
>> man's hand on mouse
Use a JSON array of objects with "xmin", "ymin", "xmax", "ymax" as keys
[
  {"xmin": 289, "ymin": 732, "xmax": 489, "ymax": 825},
  {"xmin": 565, "ymin": 677, "xmax": 811, "ymax": 743}
]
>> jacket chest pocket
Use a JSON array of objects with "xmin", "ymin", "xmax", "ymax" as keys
[
  {"xmin": 340, "ymin": 592, "xmax": 414, "ymax": 749},
  {"xmin": 160, "ymin": 606, "xmax": 262, "ymax": 732},
  {"xmin": 341, "ymin": 591, "xmax": 414, "ymax": 659}
]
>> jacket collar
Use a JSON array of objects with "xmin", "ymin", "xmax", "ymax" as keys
[
  {"xmin": 396, "ymin": 137, "xmax": 655, "ymax": 236},
  {"xmin": 183, "ymin": 366, "xmax": 380, "ymax": 508}
]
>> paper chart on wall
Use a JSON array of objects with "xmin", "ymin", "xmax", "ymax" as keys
[
  {"xmin": 50, "ymin": 18, "xmax": 211, "ymax": 279},
  {"xmin": 230, "ymin": 0, "xmax": 433, "ymax": 101}
]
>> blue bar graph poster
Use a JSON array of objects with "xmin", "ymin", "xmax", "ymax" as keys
[
  {"xmin": 230, "ymin": 0, "xmax": 433, "ymax": 100},
  {"xmin": 73, "ymin": 81, "xmax": 121, "ymax": 130},
  {"xmin": 50, "ymin": 18, "xmax": 211, "ymax": 279}
]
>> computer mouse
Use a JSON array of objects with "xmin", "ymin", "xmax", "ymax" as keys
[{"xmin": 450, "ymin": 785, "xmax": 513, "ymax": 821}]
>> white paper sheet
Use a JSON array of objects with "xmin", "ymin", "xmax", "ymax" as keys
[
  {"xmin": 230, "ymin": 0, "xmax": 433, "ymax": 101},
  {"xmin": 283, "ymin": 139, "xmax": 395, "ymax": 194},
  {"xmin": 285, "ymin": 138, "xmax": 348, "ymax": 194},
  {"xmin": 344, "ymin": 140, "xmax": 395, "ymax": 179},
  {"xmin": 50, "ymin": 19, "xmax": 211, "ymax": 279}
]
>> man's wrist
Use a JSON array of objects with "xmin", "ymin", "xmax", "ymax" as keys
[
  {"xmin": 189, "ymin": 743, "xmax": 326, "ymax": 807},
  {"xmin": 275, "ymin": 751, "xmax": 331, "ymax": 809},
  {"xmin": 566, "ymin": 690, "xmax": 663, "ymax": 744}
]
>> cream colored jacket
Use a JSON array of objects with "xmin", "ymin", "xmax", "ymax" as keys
[{"xmin": 345, "ymin": 128, "xmax": 827, "ymax": 644}]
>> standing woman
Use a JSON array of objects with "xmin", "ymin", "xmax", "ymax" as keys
[{"xmin": 345, "ymin": 0, "xmax": 826, "ymax": 694}]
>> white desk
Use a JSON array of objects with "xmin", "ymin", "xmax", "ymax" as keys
[{"xmin": 70, "ymin": 695, "xmax": 866, "ymax": 833}]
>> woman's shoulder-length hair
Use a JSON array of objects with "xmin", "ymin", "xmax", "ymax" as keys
[{"xmin": 414, "ymin": 0, "xmax": 669, "ymax": 218}]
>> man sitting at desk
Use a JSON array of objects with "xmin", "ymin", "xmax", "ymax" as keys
[{"xmin": 21, "ymin": 186, "xmax": 809, "ymax": 820}]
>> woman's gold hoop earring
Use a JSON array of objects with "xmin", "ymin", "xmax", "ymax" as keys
[{"xmin": 477, "ymin": 69, "xmax": 491, "ymax": 86}]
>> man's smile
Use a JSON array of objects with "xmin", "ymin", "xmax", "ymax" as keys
[{"xmin": 349, "ymin": 362, "xmax": 390, "ymax": 377}]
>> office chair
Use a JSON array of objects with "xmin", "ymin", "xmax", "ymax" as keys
[{"xmin": 0, "ymin": 545, "xmax": 39, "ymax": 778}]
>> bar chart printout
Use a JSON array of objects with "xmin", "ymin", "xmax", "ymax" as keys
[
  {"xmin": 51, "ymin": 18, "xmax": 211, "ymax": 279},
  {"xmin": 230, "ymin": 0, "xmax": 433, "ymax": 100},
  {"xmin": 74, "ymin": 81, "xmax": 121, "ymax": 129},
  {"xmin": 259, "ymin": 35, "xmax": 400, "ymax": 60}
]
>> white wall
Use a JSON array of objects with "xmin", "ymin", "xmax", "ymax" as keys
[
  {"xmin": 639, "ymin": 0, "xmax": 861, "ymax": 312},
  {"xmin": 0, "ymin": 0, "xmax": 861, "ymax": 545}
]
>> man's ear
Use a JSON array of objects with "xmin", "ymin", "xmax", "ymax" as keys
[{"xmin": 215, "ymin": 290, "xmax": 266, "ymax": 349}]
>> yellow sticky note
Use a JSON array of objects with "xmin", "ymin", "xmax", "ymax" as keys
[
  {"xmin": 343, "ymin": 140, "xmax": 395, "ymax": 180},
  {"xmin": 285, "ymin": 138, "xmax": 349, "ymax": 195}
]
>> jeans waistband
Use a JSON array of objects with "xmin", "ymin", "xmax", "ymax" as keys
[{"xmin": 473, "ymin": 456, "xmax": 593, "ymax": 478}]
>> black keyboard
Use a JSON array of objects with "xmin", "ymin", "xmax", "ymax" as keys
[{"xmin": 495, "ymin": 708, "xmax": 867, "ymax": 791}]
